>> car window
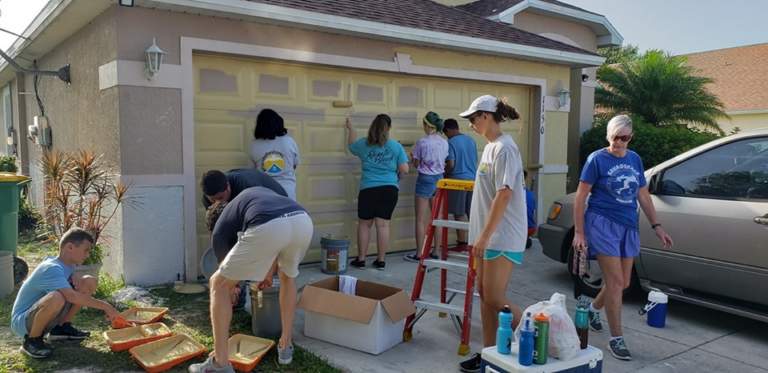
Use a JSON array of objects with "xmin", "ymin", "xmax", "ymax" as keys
[{"xmin": 659, "ymin": 136, "xmax": 768, "ymax": 201}]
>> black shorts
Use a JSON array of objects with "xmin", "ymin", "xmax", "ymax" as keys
[
  {"xmin": 358, "ymin": 185, "xmax": 399, "ymax": 220},
  {"xmin": 447, "ymin": 190, "xmax": 472, "ymax": 217}
]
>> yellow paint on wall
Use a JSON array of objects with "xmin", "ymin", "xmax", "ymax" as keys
[{"xmin": 718, "ymin": 113, "xmax": 768, "ymax": 134}]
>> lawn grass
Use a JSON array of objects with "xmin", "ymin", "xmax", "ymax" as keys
[{"xmin": 1, "ymin": 239, "xmax": 340, "ymax": 373}]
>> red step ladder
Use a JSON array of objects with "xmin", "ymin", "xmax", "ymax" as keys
[{"xmin": 403, "ymin": 179, "xmax": 478, "ymax": 356}]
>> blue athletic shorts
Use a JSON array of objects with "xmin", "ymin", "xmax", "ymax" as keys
[
  {"xmin": 484, "ymin": 249, "xmax": 524, "ymax": 264},
  {"xmin": 585, "ymin": 211, "xmax": 640, "ymax": 259}
]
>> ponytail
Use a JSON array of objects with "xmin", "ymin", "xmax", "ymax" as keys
[{"xmin": 492, "ymin": 98, "xmax": 520, "ymax": 123}]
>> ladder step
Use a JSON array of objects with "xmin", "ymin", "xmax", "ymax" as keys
[
  {"xmin": 446, "ymin": 287, "xmax": 480, "ymax": 298},
  {"xmin": 414, "ymin": 300, "xmax": 465, "ymax": 316},
  {"xmin": 432, "ymin": 219, "xmax": 470, "ymax": 230},
  {"xmin": 448, "ymin": 252, "xmax": 470, "ymax": 261},
  {"xmin": 423, "ymin": 259, "xmax": 468, "ymax": 272}
]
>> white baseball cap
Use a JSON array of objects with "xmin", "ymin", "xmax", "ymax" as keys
[{"xmin": 459, "ymin": 95, "xmax": 498, "ymax": 118}]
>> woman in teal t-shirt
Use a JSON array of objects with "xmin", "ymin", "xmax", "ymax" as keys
[{"xmin": 345, "ymin": 114, "xmax": 409, "ymax": 270}]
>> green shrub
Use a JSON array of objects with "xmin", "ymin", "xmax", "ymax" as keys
[
  {"xmin": 83, "ymin": 244, "xmax": 105, "ymax": 266},
  {"xmin": 0, "ymin": 155, "xmax": 17, "ymax": 173},
  {"xmin": 95, "ymin": 272, "xmax": 125, "ymax": 299},
  {"xmin": 580, "ymin": 117, "xmax": 721, "ymax": 169},
  {"xmin": 19, "ymin": 196, "xmax": 42, "ymax": 236}
]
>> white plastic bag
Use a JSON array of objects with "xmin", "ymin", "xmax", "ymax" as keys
[{"xmin": 514, "ymin": 293, "xmax": 581, "ymax": 361}]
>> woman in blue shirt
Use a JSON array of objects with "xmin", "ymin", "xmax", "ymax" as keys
[
  {"xmin": 346, "ymin": 114, "xmax": 409, "ymax": 270},
  {"xmin": 572, "ymin": 115, "xmax": 673, "ymax": 361}
]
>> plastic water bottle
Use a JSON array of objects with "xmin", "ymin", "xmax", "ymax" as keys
[
  {"xmin": 518, "ymin": 312, "xmax": 535, "ymax": 366},
  {"xmin": 574, "ymin": 302, "xmax": 589, "ymax": 349},
  {"xmin": 496, "ymin": 305, "xmax": 513, "ymax": 354},
  {"xmin": 533, "ymin": 313, "xmax": 550, "ymax": 365}
]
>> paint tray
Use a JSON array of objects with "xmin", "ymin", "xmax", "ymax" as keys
[
  {"xmin": 129, "ymin": 333, "xmax": 206, "ymax": 373},
  {"xmin": 103, "ymin": 322, "xmax": 173, "ymax": 352},
  {"xmin": 228, "ymin": 334, "xmax": 275, "ymax": 372},
  {"xmin": 120, "ymin": 306, "xmax": 169, "ymax": 324}
]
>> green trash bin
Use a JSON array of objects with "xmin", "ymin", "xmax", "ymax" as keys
[
  {"xmin": 0, "ymin": 172, "xmax": 30, "ymax": 256},
  {"xmin": 1, "ymin": 172, "xmax": 31, "ymax": 285}
]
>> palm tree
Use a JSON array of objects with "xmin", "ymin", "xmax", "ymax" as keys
[{"xmin": 596, "ymin": 50, "xmax": 728, "ymax": 134}]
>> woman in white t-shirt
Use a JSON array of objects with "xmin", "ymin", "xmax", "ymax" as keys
[
  {"xmin": 250, "ymin": 109, "xmax": 300, "ymax": 200},
  {"xmin": 458, "ymin": 95, "xmax": 527, "ymax": 373}
]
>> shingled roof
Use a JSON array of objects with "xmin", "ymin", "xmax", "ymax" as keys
[
  {"xmin": 684, "ymin": 43, "xmax": 768, "ymax": 112},
  {"xmin": 457, "ymin": 0, "xmax": 603, "ymax": 18},
  {"xmin": 245, "ymin": 0, "xmax": 598, "ymax": 56}
]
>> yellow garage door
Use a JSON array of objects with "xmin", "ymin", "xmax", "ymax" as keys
[{"xmin": 193, "ymin": 54, "xmax": 532, "ymax": 262}]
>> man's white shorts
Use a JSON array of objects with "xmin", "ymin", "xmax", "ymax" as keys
[{"xmin": 218, "ymin": 212, "xmax": 313, "ymax": 281}]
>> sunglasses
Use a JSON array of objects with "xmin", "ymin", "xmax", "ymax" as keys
[
  {"xmin": 468, "ymin": 112, "xmax": 484, "ymax": 124},
  {"xmin": 613, "ymin": 134, "xmax": 633, "ymax": 142}
]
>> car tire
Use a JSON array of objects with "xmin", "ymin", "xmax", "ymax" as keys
[{"xmin": 566, "ymin": 244, "xmax": 638, "ymax": 299}]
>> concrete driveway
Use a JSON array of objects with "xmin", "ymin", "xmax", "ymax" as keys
[{"xmin": 292, "ymin": 240, "xmax": 768, "ymax": 372}]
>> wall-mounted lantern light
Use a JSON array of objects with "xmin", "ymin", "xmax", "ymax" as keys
[
  {"xmin": 558, "ymin": 88, "xmax": 570, "ymax": 108},
  {"xmin": 145, "ymin": 38, "xmax": 166, "ymax": 80}
]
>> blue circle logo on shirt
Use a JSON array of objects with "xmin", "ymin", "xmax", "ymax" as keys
[{"xmin": 607, "ymin": 166, "xmax": 640, "ymax": 204}]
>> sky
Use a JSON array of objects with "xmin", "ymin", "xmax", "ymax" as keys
[
  {"xmin": 564, "ymin": 0, "xmax": 768, "ymax": 54},
  {"xmin": 0, "ymin": 0, "xmax": 767, "ymax": 55}
]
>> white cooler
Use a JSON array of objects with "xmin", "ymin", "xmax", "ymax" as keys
[{"xmin": 481, "ymin": 344, "xmax": 603, "ymax": 373}]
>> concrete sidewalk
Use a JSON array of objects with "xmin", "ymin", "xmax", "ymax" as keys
[{"xmin": 291, "ymin": 241, "xmax": 768, "ymax": 373}]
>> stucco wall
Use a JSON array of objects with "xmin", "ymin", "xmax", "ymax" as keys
[
  {"xmin": 16, "ymin": 7, "xmax": 123, "ymax": 274},
  {"xmin": 513, "ymin": 11, "xmax": 598, "ymax": 52}
]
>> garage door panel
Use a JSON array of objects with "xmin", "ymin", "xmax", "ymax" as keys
[
  {"xmin": 196, "ymin": 123, "xmax": 246, "ymax": 152},
  {"xmin": 194, "ymin": 54, "xmax": 531, "ymax": 262},
  {"xmin": 304, "ymin": 127, "xmax": 347, "ymax": 156}
]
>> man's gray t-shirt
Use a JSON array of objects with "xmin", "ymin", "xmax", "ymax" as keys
[
  {"xmin": 202, "ymin": 168, "xmax": 287, "ymax": 209},
  {"xmin": 211, "ymin": 186, "xmax": 306, "ymax": 261},
  {"xmin": 468, "ymin": 134, "xmax": 527, "ymax": 253}
]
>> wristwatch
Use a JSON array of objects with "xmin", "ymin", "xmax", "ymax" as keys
[{"xmin": 651, "ymin": 223, "xmax": 662, "ymax": 230}]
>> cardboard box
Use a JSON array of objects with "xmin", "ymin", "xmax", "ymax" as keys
[{"xmin": 298, "ymin": 276, "xmax": 415, "ymax": 355}]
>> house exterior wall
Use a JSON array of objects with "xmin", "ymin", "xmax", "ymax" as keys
[
  {"xmin": 719, "ymin": 112, "xmax": 768, "ymax": 134},
  {"xmin": 13, "ymin": 7, "xmax": 125, "ymax": 276},
  {"xmin": 513, "ymin": 11, "xmax": 598, "ymax": 52}
]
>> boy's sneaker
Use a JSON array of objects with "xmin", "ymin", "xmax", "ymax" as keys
[
  {"xmin": 188, "ymin": 356, "xmax": 235, "ymax": 373},
  {"xmin": 372, "ymin": 260, "xmax": 386, "ymax": 270},
  {"xmin": 278, "ymin": 343, "xmax": 294, "ymax": 365},
  {"xmin": 21, "ymin": 335, "xmax": 53, "ymax": 359},
  {"xmin": 459, "ymin": 352, "xmax": 482, "ymax": 373},
  {"xmin": 589, "ymin": 309, "xmax": 603, "ymax": 332},
  {"xmin": 608, "ymin": 337, "xmax": 632, "ymax": 361},
  {"xmin": 350, "ymin": 259, "xmax": 366, "ymax": 269},
  {"xmin": 48, "ymin": 322, "xmax": 90, "ymax": 341}
]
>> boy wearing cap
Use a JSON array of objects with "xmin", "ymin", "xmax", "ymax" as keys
[
  {"xmin": 442, "ymin": 118, "xmax": 478, "ymax": 249},
  {"xmin": 405, "ymin": 112, "xmax": 449, "ymax": 262}
]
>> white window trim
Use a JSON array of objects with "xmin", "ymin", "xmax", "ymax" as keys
[{"xmin": 179, "ymin": 37, "xmax": 554, "ymax": 278}]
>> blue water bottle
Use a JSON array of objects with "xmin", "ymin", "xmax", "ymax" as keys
[
  {"xmin": 496, "ymin": 305, "xmax": 513, "ymax": 354},
  {"xmin": 518, "ymin": 312, "xmax": 535, "ymax": 366}
]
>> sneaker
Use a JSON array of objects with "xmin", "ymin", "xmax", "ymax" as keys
[
  {"xmin": 278, "ymin": 342, "xmax": 294, "ymax": 365},
  {"xmin": 404, "ymin": 253, "xmax": 420, "ymax": 263},
  {"xmin": 608, "ymin": 337, "xmax": 632, "ymax": 361},
  {"xmin": 188, "ymin": 355, "xmax": 235, "ymax": 373},
  {"xmin": 372, "ymin": 260, "xmax": 386, "ymax": 270},
  {"xmin": 459, "ymin": 352, "xmax": 482, "ymax": 373},
  {"xmin": 48, "ymin": 322, "xmax": 90, "ymax": 341},
  {"xmin": 350, "ymin": 259, "xmax": 366, "ymax": 269},
  {"xmin": 589, "ymin": 309, "xmax": 603, "ymax": 332},
  {"xmin": 21, "ymin": 335, "xmax": 53, "ymax": 359}
]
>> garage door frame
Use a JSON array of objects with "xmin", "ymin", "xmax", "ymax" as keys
[{"xmin": 180, "ymin": 37, "xmax": 550, "ymax": 279}]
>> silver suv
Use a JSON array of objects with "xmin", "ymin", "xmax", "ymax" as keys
[{"xmin": 539, "ymin": 129, "xmax": 768, "ymax": 322}]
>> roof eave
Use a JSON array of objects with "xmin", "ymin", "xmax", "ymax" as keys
[
  {"xmin": 0, "ymin": 0, "xmax": 112, "ymax": 86},
  {"xmin": 493, "ymin": 0, "xmax": 623, "ymax": 47},
  {"xmin": 146, "ymin": 0, "xmax": 602, "ymax": 67}
]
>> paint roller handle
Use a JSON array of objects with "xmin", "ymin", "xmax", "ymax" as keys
[{"xmin": 344, "ymin": 117, "xmax": 352, "ymax": 130}]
